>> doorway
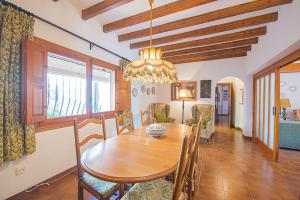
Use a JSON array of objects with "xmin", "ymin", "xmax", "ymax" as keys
[
  {"xmin": 215, "ymin": 77, "xmax": 246, "ymax": 131},
  {"xmin": 253, "ymin": 49, "xmax": 300, "ymax": 161},
  {"xmin": 215, "ymin": 83, "xmax": 233, "ymax": 128}
]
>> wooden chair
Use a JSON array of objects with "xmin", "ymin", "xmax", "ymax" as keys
[
  {"xmin": 73, "ymin": 117, "xmax": 124, "ymax": 200},
  {"xmin": 120, "ymin": 128, "xmax": 196, "ymax": 200},
  {"xmin": 140, "ymin": 110, "xmax": 152, "ymax": 126},
  {"xmin": 115, "ymin": 111, "xmax": 134, "ymax": 135},
  {"xmin": 187, "ymin": 117, "xmax": 203, "ymax": 199}
]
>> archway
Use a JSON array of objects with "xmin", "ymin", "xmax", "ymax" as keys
[{"xmin": 215, "ymin": 76, "xmax": 246, "ymax": 133}]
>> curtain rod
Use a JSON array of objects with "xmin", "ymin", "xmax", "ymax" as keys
[{"xmin": 0, "ymin": 0, "xmax": 131, "ymax": 62}]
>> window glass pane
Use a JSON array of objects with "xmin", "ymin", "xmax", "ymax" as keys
[
  {"xmin": 47, "ymin": 53, "xmax": 86, "ymax": 118},
  {"xmin": 92, "ymin": 65, "xmax": 115, "ymax": 113}
]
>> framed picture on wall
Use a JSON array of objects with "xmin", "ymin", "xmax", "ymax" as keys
[
  {"xmin": 200, "ymin": 80, "xmax": 212, "ymax": 98},
  {"xmin": 171, "ymin": 82, "xmax": 197, "ymax": 101}
]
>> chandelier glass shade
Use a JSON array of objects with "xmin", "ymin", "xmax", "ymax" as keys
[{"xmin": 122, "ymin": 0, "xmax": 177, "ymax": 83}]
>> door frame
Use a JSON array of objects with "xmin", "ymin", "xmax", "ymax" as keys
[
  {"xmin": 216, "ymin": 83, "xmax": 234, "ymax": 127},
  {"xmin": 252, "ymin": 49, "xmax": 300, "ymax": 161}
]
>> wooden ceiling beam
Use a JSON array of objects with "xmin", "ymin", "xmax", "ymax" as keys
[
  {"xmin": 130, "ymin": 13, "xmax": 277, "ymax": 48},
  {"xmin": 159, "ymin": 27, "xmax": 266, "ymax": 52},
  {"xmin": 167, "ymin": 52, "xmax": 248, "ymax": 64},
  {"xmin": 164, "ymin": 46, "xmax": 251, "ymax": 60},
  {"xmin": 82, "ymin": 0, "xmax": 134, "ymax": 20},
  {"xmin": 163, "ymin": 38, "xmax": 258, "ymax": 57},
  {"xmin": 118, "ymin": 0, "xmax": 292, "ymax": 41},
  {"xmin": 103, "ymin": 0, "xmax": 215, "ymax": 32}
]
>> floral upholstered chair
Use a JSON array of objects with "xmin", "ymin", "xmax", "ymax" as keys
[
  {"xmin": 149, "ymin": 103, "xmax": 175, "ymax": 123},
  {"xmin": 185, "ymin": 104, "xmax": 215, "ymax": 141}
]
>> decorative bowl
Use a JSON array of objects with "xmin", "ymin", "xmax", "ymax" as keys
[{"xmin": 146, "ymin": 123, "xmax": 166, "ymax": 138}]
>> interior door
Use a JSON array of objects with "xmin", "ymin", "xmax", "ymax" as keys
[{"xmin": 254, "ymin": 69, "xmax": 280, "ymax": 161}]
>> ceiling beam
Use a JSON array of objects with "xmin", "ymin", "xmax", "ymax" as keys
[
  {"xmin": 167, "ymin": 52, "xmax": 248, "ymax": 64},
  {"xmin": 158, "ymin": 27, "xmax": 266, "ymax": 52},
  {"xmin": 164, "ymin": 46, "xmax": 251, "ymax": 60},
  {"xmin": 130, "ymin": 13, "xmax": 277, "ymax": 48},
  {"xmin": 118, "ymin": 0, "xmax": 292, "ymax": 41},
  {"xmin": 103, "ymin": 0, "xmax": 215, "ymax": 32},
  {"xmin": 163, "ymin": 38, "xmax": 258, "ymax": 57},
  {"xmin": 82, "ymin": 0, "xmax": 134, "ymax": 20}
]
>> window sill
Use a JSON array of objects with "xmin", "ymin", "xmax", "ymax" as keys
[{"xmin": 35, "ymin": 111, "xmax": 116, "ymax": 133}]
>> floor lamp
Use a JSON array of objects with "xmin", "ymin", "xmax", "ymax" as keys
[{"xmin": 178, "ymin": 88, "xmax": 192, "ymax": 124}]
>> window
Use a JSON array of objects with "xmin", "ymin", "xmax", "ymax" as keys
[
  {"xmin": 47, "ymin": 53, "xmax": 87, "ymax": 118},
  {"xmin": 92, "ymin": 65, "xmax": 115, "ymax": 113},
  {"xmin": 24, "ymin": 38, "xmax": 131, "ymax": 128}
]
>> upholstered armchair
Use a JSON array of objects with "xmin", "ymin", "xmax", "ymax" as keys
[
  {"xmin": 149, "ymin": 103, "xmax": 176, "ymax": 123},
  {"xmin": 185, "ymin": 104, "xmax": 215, "ymax": 140}
]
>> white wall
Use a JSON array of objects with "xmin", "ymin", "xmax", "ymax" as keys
[
  {"xmin": 131, "ymin": 82, "xmax": 158, "ymax": 128},
  {"xmin": 280, "ymin": 72, "xmax": 300, "ymax": 119},
  {"xmin": 157, "ymin": 57, "xmax": 252, "ymax": 136},
  {"xmin": 0, "ymin": 0, "xmax": 144, "ymax": 199},
  {"xmin": 246, "ymin": 0, "xmax": 300, "ymax": 74}
]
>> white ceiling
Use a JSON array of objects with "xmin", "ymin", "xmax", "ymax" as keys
[{"xmin": 66, "ymin": 0, "xmax": 287, "ymax": 50}]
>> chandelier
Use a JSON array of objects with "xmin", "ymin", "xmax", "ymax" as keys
[{"xmin": 123, "ymin": 0, "xmax": 177, "ymax": 83}]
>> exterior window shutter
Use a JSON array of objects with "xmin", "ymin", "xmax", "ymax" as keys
[
  {"xmin": 23, "ymin": 39, "xmax": 47, "ymax": 124},
  {"xmin": 115, "ymin": 68, "xmax": 131, "ymax": 111}
]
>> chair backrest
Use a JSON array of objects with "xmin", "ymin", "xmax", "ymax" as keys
[
  {"xmin": 192, "ymin": 104, "xmax": 214, "ymax": 122},
  {"xmin": 187, "ymin": 117, "xmax": 203, "ymax": 199},
  {"xmin": 73, "ymin": 117, "xmax": 106, "ymax": 176},
  {"xmin": 115, "ymin": 111, "xmax": 134, "ymax": 135},
  {"xmin": 140, "ymin": 110, "xmax": 152, "ymax": 126},
  {"xmin": 172, "ymin": 129, "xmax": 196, "ymax": 200},
  {"xmin": 150, "ymin": 103, "xmax": 171, "ymax": 122}
]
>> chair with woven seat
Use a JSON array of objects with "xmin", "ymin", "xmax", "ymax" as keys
[
  {"xmin": 115, "ymin": 110, "xmax": 135, "ymax": 135},
  {"xmin": 120, "ymin": 118, "xmax": 203, "ymax": 200},
  {"xmin": 149, "ymin": 103, "xmax": 175, "ymax": 123},
  {"xmin": 140, "ymin": 110, "xmax": 153, "ymax": 126},
  {"xmin": 73, "ymin": 117, "xmax": 124, "ymax": 200}
]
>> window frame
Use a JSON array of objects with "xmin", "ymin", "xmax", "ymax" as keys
[{"xmin": 31, "ymin": 38, "xmax": 120, "ymax": 131}]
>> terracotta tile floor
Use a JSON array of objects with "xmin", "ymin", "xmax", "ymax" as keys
[{"xmin": 11, "ymin": 121, "xmax": 300, "ymax": 200}]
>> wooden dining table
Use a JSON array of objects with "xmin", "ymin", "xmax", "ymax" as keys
[{"xmin": 81, "ymin": 123, "xmax": 191, "ymax": 183}]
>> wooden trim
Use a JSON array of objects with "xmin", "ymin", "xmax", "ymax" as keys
[
  {"xmin": 258, "ymin": 78, "xmax": 261, "ymax": 141},
  {"xmin": 254, "ymin": 49, "xmax": 300, "ymax": 78},
  {"xmin": 280, "ymin": 63, "xmax": 300, "ymax": 73},
  {"xmin": 164, "ymin": 38, "xmax": 258, "ymax": 58},
  {"xmin": 159, "ymin": 27, "xmax": 267, "ymax": 52},
  {"xmin": 103, "ymin": 0, "xmax": 215, "ymax": 32},
  {"xmin": 252, "ymin": 48, "xmax": 300, "ymax": 161},
  {"xmin": 252, "ymin": 77, "xmax": 256, "ymax": 139},
  {"xmin": 29, "ymin": 37, "xmax": 123, "ymax": 131},
  {"xmin": 243, "ymin": 134, "xmax": 253, "ymax": 140},
  {"xmin": 273, "ymin": 68, "xmax": 280, "ymax": 161},
  {"xmin": 129, "ymin": 13, "xmax": 277, "ymax": 47},
  {"xmin": 256, "ymin": 138, "xmax": 273, "ymax": 156},
  {"xmin": 7, "ymin": 166, "xmax": 77, "ymax": 200},
  {"xmin": 118, "ymin": 0, "xmax": 291, "ymax": 41},
  {"xmin": 82, "ymin": 0, "xmax": 134, "ymax": 20},
  {"xmin": 262, "ymin": 77, "xmax": 266, "ymax": 143},
  {"xmin": 165, "ymin": 46, "xmax": 251, "ymax": 60},
  {"xmin": 267, "ymin": 74, "xmax": 271, "ymax": 146},
  {"xmin": 168, "ymin": 52, "xmax": 247, "ymax": 64}
]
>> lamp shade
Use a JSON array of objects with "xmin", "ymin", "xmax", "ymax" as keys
[
  {"xmin": 280, "ymin": 98, "xmax": 291, "ymax": 108},
  {"xmin": 178, "ymin": 88, "xmax": 192, "ymax": 100}
]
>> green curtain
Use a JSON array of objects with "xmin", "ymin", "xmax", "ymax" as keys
[{"xmin": 0, "ymin": 1, "xmax": 36, "ymax": 165}]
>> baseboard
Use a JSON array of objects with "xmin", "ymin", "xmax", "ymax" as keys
[
  {"xmin": 7, "ymin": 166, "xmax": 78, "ymax": 200},
  {"xmin": 256, "ymin": 139, "xmax": 273, "ymax": 156},
  {"xmin": 242, "ymin": 134, "xmax": 253, "ymax": 140}
]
